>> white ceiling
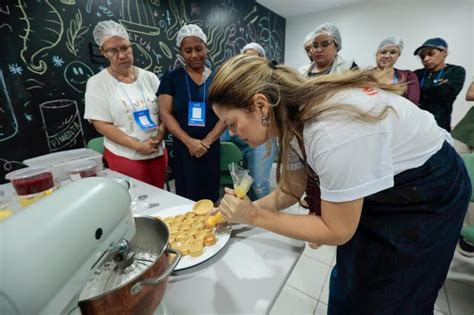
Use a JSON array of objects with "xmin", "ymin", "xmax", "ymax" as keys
[
  {"xmin": 255, "ymin": 0, "xmax": 363, "ymax": 18},
  {"xmin": 255, "ymin": 0, "xmax": 469, "ymax": 19}
]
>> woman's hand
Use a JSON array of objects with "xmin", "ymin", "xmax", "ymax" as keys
[
  {"xmin": 135, "ymin": 138, "xmax": 159, "ymax": 155},
  {"xmin": 186, "ymin": 138, "xmax": 209, "ymax": 157},
  {"xmin": 219, "ymin": 187, "xmax": 258, "ymax": 225}
]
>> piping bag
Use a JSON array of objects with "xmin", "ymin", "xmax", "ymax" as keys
[{"xmin": 207, "ymin": 163, "xmax": 254, "ymax": 227}]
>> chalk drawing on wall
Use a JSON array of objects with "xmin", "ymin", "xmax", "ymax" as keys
[
  {"xmin": 39, "ymin": 99, "xmax": 86, "ymax": 152},
  {"xmin": 257, "ymin": 15, "xmax": 284, "ymax": 62},
  {"xmin": 0, "ymin": 68, "xmax": 18, "ymax": 142},
  {"xmin": 85, "ymin": 0, "xmax": 94, "ymax": 13},
  {"xmin": 120, "ymin": 0, "xmax": 160, "ymax": 35},
  {"xmin": 0, "ymin": 4, "xmax": 11, "ymax": 33},
  {"xmin": 0, "ymin": 24, "xmax": 12, "ymax": 32},
  {"xmin": 0, "ymin": 4, "xmax": 10, "ymax": 15},
  {"xmin": 131, "ymin": 42, "xmax": 153, "ymax": 70},
  {"xmin": 97, "ymin": 5, "xmax": 114, "ymax": 18},
  {"xmin": 26, "ymin": 78, "xmax": 45, "ymax": 91},
  {"xmin": 63, "ymin": 61, "xmax": 94, "ymax": 93},
  {"xmin": 60, "ymin": 0, "xmax": 76, "ymax": 5},
  {"xmin": 18, "ymin": 0, "xmax": 64, "ymax": 75},
  {"xmin": 52, "ymin": 56, "xmax": 65, "ymax": 67},
  {"xmin": 0, "ymin": 159, "xmax": 24, "ymax": 172},
  {"xmin": 66, "ymin": 10, "xmax": 89, "ymax": 56},
  {"xmin": 8, "ymin": 64, "xmax": 23, "ymax": 75},
  {"xmin": 23, "ymin": 101, "xmax": 33, "ymax": 122},
  {"xmin": 165, "ymin": 0, "xmax": 198, "ymax": 41}
]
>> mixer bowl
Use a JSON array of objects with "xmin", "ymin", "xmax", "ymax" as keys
[{"xmin": 78, "ymin": 216, "xmax": 181, "ymax": 315}]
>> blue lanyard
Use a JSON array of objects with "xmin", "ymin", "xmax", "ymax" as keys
[
  {"xmin": 420, "ymin": 68, "xmax": 445, "ymax": 88},
  {"xmin": 392, "ymin": 70, "xmax": 398, "ymax": 84},
  {"xmin": 113, "ymin": 67, "xmax": 148, "ymax": 109},
  {"xmin": 184, "ymin": 71, "xmax": 207, "ymax": 104}
]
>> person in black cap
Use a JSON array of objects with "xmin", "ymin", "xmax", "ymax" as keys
[{"xmin": 414, "ymin": 37, "xmax": 466, "ymax": 131}]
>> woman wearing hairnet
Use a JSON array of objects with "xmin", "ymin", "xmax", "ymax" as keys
[
  {"xmin": 209, "ymin": 54, "xmax": 471, "ymax": 315},
  {"xmin": 241, "ymin": 42, "xmax": 266, "ymax": 58},
  {"xmin": 305, "ymin": 23, "xmax": 357, "ymax": 77},
  {"xmin": 299, "ymin": 31, "xmax": 314, "ymax": 75},
  {"xmin": 302, "ymin": 23, "xmax": 357, "ymax": 248},
  {"xmin": 374, "ymin": 37, "xmax": 420, "ymax": 105},
  {"xmin": 158, "ymin": 24, "xmax": 225, "ymax": 202},
  {"xmin": 219, "ymin": 43, "xmax": 278, "ymax": 200},
  {"xmin": 84, "ymin": 20, "xmax": 168, "ymax": 188}
]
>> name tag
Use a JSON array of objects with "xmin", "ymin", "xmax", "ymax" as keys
[
  {"xmin": 188, "ymin": 101, "xmax": 206, "ymax": 127},
  {"xmin": 133, "ymin": 109, "xmax": 157, "ymax": 131}
]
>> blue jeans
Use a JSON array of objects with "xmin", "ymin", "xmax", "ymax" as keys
[{"xmin": 220, "ymin": 129, "xmax": 278, "ymax": 200}]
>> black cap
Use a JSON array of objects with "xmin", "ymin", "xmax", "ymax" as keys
[{"xmin": 414, "ymin": 37, "xmax": 448, "ymax": 55}]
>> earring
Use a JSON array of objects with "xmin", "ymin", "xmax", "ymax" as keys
[{"xmin": 261, "ymin": 114, "xmax": 270, "ymax": 127}]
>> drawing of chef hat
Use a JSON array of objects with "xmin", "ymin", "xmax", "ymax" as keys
[
  {"xmin": 93, "ymin": 20, "xmax": 129, "ymax": 48},
  {"xmin": 176, "ymin": 24, "xmax": 207, "ymax": 48}
]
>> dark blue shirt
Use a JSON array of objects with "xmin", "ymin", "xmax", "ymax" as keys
[{"xmin": 158, "ymin": 67, "xmax": 219, "ymax": 140}]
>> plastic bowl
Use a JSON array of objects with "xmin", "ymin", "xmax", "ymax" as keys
[
  {"xmin": 65, "ymin": 160, "xmax": 97, "ymax": 180},
  {"xmin": 5, "ymin": 166, "xmax": 55, "ymax": 196}
]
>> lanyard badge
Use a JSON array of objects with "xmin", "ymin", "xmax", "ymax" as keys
[
  {"xmin": 185, "ymin": 71, "xmax": 207, "ymax": 127},
  {"xmin": 115, "ymin": 71, "xmax": 158, "ymax": 132},
  {"xmin": 133, "ymin": 109, "xmax": 158, "ymax": 131},
  {"xmin": 188, "ymin": 101, "xmax": 206, "ymax": 126},
  {"xmin": 420, "ymin": 68, "xmax": 445, "ymax": 87}
]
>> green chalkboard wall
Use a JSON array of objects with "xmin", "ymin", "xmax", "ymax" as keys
[{"xmin": 0, "ymin": 0, "xmax": 285, "ymax": 182}]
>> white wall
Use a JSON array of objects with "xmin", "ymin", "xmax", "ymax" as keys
[{"xmin": 284, "ymin": 2, "xmax": 473, "ymax": 126}]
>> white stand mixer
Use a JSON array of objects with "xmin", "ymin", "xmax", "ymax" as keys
[{"xmin": 0, "ymin": 177, "xmax": 135, "ymax": 314}]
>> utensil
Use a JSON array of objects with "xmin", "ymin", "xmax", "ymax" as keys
[
  {"xmin": 133, "ymin": 194, "xmax": 148, "ymax": 202},
  {"xmin": 79, "ymin": 216, "xmax": 181, "ymax": 315}
]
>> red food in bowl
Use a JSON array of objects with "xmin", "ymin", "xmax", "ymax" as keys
[
  {"xmin": 11, "ymin": 172, "xmax": 54, "ymax": 195},
  {"xmin": 79, "ymin": 169, "xmax": 97, "ymax": 178}
]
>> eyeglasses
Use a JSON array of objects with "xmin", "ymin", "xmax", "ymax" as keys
[
  {"xmin": 103, "ymin": 45, "xmax": 132, "ymax": 58},
  {"xmin": 312, "ymin": 40, "xmax": 335, "ymax": 50}
]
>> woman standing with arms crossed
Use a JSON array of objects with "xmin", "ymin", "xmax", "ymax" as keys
[
  {"xmin": 209, "ymin": 55, "xmax": 471, "ymax": 314},
  {"xmin": 158, "ymin": 24, "xmax": 225, "ymax": 202},
  {"xmin": 84, "ymin": 20, "xmax": 167, "ymax": 188}
]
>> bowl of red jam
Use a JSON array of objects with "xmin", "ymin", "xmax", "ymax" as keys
[
  {"xmin": 5, "ymin": 167, "xmax": 55, "ymax": 196},
  {"xmin": 65, "ymin": 160, "xmax": 97, "ymax": 181}
]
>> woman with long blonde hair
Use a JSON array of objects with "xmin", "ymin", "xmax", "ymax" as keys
[{"xmin": 208, "ymin": 55, "xmax": 471, "ymax": 314}]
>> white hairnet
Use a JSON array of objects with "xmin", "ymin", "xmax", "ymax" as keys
[
  {"xmin": 312, "ymin": 23, "xmax": 342, "ymax": 52},
  {"xmin": 304, "ymin": 31, "xmax": 313, "ymax": 47},
  {"xmin": 241, "ymin": 42, "xmax": 266, "ymax": 58},
  {"xmin": 377, "ymin": 36, "xmax": 404, "ymax": 53},
  {"xmin": 93, "ymin": 20, "xmax": 129, "ymax": 47},
  {"xmin": 176, "ymin": 24, "xmax": 207, "ymax": 48}
]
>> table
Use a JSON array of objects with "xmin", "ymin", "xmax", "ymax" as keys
[
  {"xmin": 1, "ymin": 169, "xmax": 305, "ymax": 314},
  {"xmin": 105, "ymin": 170, "xmax": 305, "ymax": 315}
]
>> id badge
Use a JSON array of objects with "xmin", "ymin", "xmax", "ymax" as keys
[
  {"xmin": 133, "ymin": 109, "xmax": 157, "ymax": 131},
  {"xmin": 188, "ymin": 101, "xmax": 206, "ymax": 127}
]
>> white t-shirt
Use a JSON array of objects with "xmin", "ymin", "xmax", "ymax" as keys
[
  {"xmin": 84, "ymin": 67, "xmax": 165, "ymax": 160},
  {"xmin": 288, "ymin": 87, "xmax": 452, "ymax": 202}
]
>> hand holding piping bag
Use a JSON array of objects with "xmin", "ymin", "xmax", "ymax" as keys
[{"xmin": 207, "ymin": 164, "xmax": 254, "ymax": 227}]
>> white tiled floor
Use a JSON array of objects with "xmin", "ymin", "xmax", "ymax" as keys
[
  {"xmin": 169, "ymin": 173, "xmax": 474, "ymax": 315},
  {"xmin": 270, "ymin": 239, "xmax": 474, "ymax": 315}
]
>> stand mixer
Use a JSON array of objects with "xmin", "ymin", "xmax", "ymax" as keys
[{"xmin": 0, "ymin": 177, "xmax": 135, "ymax": 314}]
